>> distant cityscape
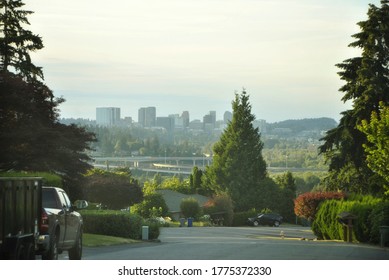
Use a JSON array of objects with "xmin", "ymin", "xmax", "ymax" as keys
[
  {"xmin": 60, "ymin": 107, "xmax": 338, "ymax": 141},
  {"xmin": 94, "ymin": 106, "xmax": 266, "ymax": 133}
]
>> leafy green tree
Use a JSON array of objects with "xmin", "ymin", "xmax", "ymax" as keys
[
  {"xmin": 319, "ymin": 1, "xmax": 389, "ymax": 194},
  {"xmin": 180, "ymin": 197, "xmax": 201, "ymax": 218},
  {"xmin": 276, "ymin": 171, "xmax": 296, "ymax": 193},
  {"xmin": 161, "ymin": 176, "xmax": 191, "ymax": 194},
  {"xmin": 83, "ymin": 169, "xmax": 143, "ymax": 210},
  {"xmin": 204, "ymin": 90, "xmax": 267, "ymax": 211},
  {"xmin": 131, "ymin": 192, "xmax": 168, "ymax": 218},
  {"xmin": 358, "ymin": 102, "xmax": 389, "ymax": 195}
]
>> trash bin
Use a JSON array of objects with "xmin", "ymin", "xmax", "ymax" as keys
[
  {"xmin": 379, "ymin": 226, "xmax": 389, "ymax": 247},
  {"xmin": 187, "ymin": 217, "xmax": 193, "ymax": 227},
  {"xmin": 142, "ymin": 226, "xmax": 149, "ymax": 240},
  {"xmin": 179, "ymin": 218, "xmax": 186, "ymax": 227}
]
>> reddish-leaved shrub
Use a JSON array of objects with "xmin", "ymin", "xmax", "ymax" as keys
[{"xmin": 294, "ymin": 192, "xmax": 346, "ymax": 221}]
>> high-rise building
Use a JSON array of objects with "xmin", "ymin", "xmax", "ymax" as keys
[
  {"xmin": 181, "ymin": 111, "xmax": 190, "ymax": 128},
  {"xmin": 210, "ymin": 111, "xmax": 216, "ymax": 124},
  {"xmin": 203, "ymin": 111, "xmax": 216, "ymax": 130},
  {"xmin": 168, "ymin": 114, "xmax": 187, "ymax": 130},
  {"xmin": 138, "ymin": 107, "xmax": 156, "ymax": 127},
  {"xmin": 96, "ymin": 107, "xmax": 121, "ymax": 126},
  {"xmin": 156, "ymin": 116, "xmax": 174, "ymax": 133}
]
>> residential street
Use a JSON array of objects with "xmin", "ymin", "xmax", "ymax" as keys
[{"xmin": 80, "ymin": 226, "xmax": 389, "ymax": 260}]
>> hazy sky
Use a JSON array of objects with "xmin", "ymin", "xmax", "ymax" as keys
[{"xmin": 26, "ymin": 0, "xmax": 381, "ymax": 122}]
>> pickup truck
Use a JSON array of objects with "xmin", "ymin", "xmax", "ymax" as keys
[{"xmin": 38, "ymin": 186, "xmax": 86, "ymax": 260}]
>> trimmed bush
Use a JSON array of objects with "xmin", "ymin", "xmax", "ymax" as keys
[
  {"xmin": 312, "ymin": 200, "xmax": 344, "ymax": 240},
  {"xmin": 143, "ymin": 219, "xmax": 161, "ymax": 240},
  {"xmin": 312, "ymin": 195, "xmax": 388, "ymax": 244},
  {"xmin": 81, "ymin": 210, "xmax": 143, "ymax": 239},
  {"xmin": 369, "ymin": 200, "xmax": 389, "ymax": 243}
]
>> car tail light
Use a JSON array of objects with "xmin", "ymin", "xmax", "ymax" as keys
[{"xmin": 40, "ymin": 208, "xmax": 49, "ymax": 233}]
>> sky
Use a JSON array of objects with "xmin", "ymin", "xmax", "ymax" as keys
[{"xmin": 25, "ymin": 0, "xmax": 382, "ymax": 123}]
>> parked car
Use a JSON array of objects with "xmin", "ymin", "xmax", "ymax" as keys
[
  {"xmin": 247, "ymin": 213, "xmax": 283, "ymax": 227},
  {"xmin": 38, "ymin": 186, "xmax": 87, "ymax": 260}
]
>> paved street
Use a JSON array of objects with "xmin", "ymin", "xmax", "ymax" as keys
[{"xmin": 80, "ymin": 226, "xmax": 389, "ymax": 260}]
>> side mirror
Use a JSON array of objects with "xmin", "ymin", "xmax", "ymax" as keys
[{"xmin": 73, "ymin": 200, "xmax": 89, "ymax": 210}]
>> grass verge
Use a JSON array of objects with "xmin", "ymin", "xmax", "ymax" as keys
[{"xmin": 83, "ymin": 233, "xmax": 141, "ymax": 247}]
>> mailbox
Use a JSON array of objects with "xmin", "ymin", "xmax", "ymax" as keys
[{"xmin": 338, "ymin": 212, "xmax": 357, "ymax": 243}]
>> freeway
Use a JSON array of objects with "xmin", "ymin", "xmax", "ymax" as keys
[{"xmin": 92, "ymin": 156, "xmax": 326, "ymax": 175}]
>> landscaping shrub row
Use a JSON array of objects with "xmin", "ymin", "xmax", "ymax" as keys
[
  {"xmin": 312, "ymin": 196, "xmax": 389, "ymax": 244},
  {"xmin": 80, "ymin": 210, "xmax": 160, "ymax": 240}
]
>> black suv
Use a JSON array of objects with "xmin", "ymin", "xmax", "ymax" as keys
[{"xmin": 247, "ymin": 213, "xmax": 283, "ymax": 227}]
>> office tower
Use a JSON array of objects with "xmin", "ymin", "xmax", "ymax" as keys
[
  {"xmin": 157, "ymin": 117, "xmax": 174, "ymax": 133},
  {"xmin": 181, "ymin": 111, "xmax": 190, "ymax": 128},
  {"xmin": 96, "ymin": 107, "xmax": 121, "ymax": 126},
  {"xmin": 203, "ymin": 111, "xmax": 216, "ymax": 130},
  {"xmin": 138, "ymin": 107, "xmax": 156, "ymax": 127}
]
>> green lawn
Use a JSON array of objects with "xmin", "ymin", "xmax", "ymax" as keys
[{"xmin": 83, "ymin": 233, "xmax": 141, "ymax": 247}]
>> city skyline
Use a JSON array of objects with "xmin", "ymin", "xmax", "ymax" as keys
[
  {"xmin": 26, "ymin": 0, "xmax": 381, "ymax": 122},
  {"xmin": 94, "ymin": 106, "xmax": 233, "ymax": 126}
]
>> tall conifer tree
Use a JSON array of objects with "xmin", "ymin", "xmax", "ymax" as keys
[
  {"xmin": 0, "ymin": 0, "xmax": 95, "ymax": 198},
  {"xmin": 204, "ymin": 90, "xmax": 267, "ymax": 211},
  {"xmin": 319, "ymin": 1, "xmax": 389, "ymax": 194},
  {"xmin": 0, "ymin": 0, "xmax": 43, "ymax": 80}
]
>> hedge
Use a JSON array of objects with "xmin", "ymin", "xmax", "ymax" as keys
[
  {"xmin": 80, "ymin": 210, "xmax": 144, "ymax": 239},
  {"xmin": 311, "ymin": 196, "xmax": 389, "ymax": 244}
]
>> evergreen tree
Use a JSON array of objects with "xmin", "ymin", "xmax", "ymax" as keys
[
  {"xmin": 275, "ymin": 172, "xmax": 297, "ymax": 222},
  {"xmin": 0, "ymin": 0, "xmax": 43, "ymax": 80},
  {"xmin": 204, "ymin": 90, "xmax": 267, "ymax": 211},
  {"xmin": 0, "ymin": 0, "xmax": 95, "ymax": 198},
  {"xmin": 319, "ymin": 1, "xmax": 389, "ymax": 194},
  {"xmin": 189, "ymin": 166, "xmax": 203, "ymax": 194}
]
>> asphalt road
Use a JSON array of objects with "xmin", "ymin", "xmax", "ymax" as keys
[{"xmin": 78, "ymin": 226, "xmax": 389, "ymax": 260}]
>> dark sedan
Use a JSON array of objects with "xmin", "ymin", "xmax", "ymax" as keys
[{"xmin": 247, "ymin": 213, "xmax": 283, "ymax": 227}]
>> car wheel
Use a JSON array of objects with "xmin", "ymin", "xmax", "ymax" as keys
[
  {"xmin": 42, "ymin": 230, "xmax": 58, "ymax": 260},
  {"xmin": 25, "ymin": 243, "xmax": 35, "ymax": 260},
  {"xmin": 68, "ymin": 229, "xmax": 82, "ymax": 260},
  {"xmin": 13, "ymin": 244, "xmax": 24, "ymax": 260},
  {"xmin": 253, "ymin": 220, "xmax": 259, "ymax": 227},
  {"xmin": 274, "ymin": 221, "xmax": 280, "ymax": 227}
]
